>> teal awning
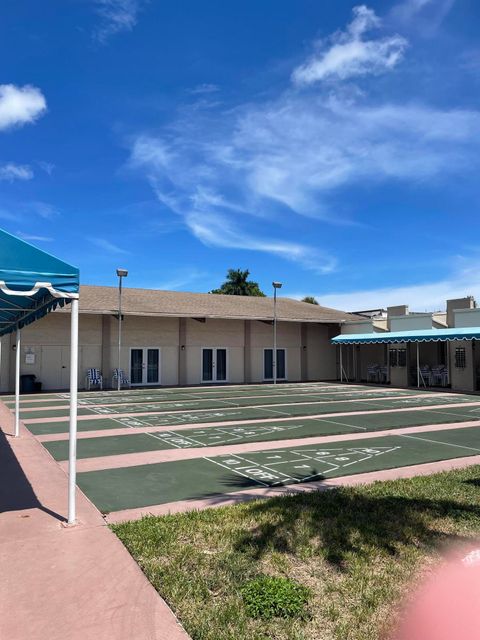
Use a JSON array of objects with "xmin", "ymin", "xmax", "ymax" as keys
[
  {"xmin": 332, "ymin": 327, "xmax": 480, "ymax": 345},
  {"xmin": 0, "ymin": 229, "xmax": 79, "ymax": 336}
]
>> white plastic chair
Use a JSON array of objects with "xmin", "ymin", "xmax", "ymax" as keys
[{"xmin": 112, "ymin": 368, "xmax": 130, "ymax": 389}]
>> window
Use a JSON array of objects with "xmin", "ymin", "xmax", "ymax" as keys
[
  {"xmin": 398, "ymin": 349, "xmax": 407, "ymax": 367},
  {"xmin": 455, "ymin": 347, "xmax": 466, "ymax": 369},
  {"xmin": 389, "ymin": 349, "xmax": 398, "ymax": 367}
]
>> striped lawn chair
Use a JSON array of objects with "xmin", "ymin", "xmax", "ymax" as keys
[
  {"xmin": 378, "ymin": 365, "xmax": 388, "ymax": 384},
  {"xmin": 112, "ymin": 368, "xmax": 130, "ymax": 389},
  {"xmin": 367, "ymin": 364, "xmax": 379, "ymax": 383},
  {"xmin": 85, "ymin": 368, "xmax": 103, "ymax": 390}
]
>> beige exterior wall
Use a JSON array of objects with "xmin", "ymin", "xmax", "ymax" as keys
[
  {"xmin": 0, "ymin": 309, "xmax": 343, "ymax": 391},
  {"xmin": 449, "ymin": 340, "xmax": 475, "ymax": 392},
  {"xmin": 389, "ymin": 314, "xmax": 436, "ymax": 331},
  {"xmin": 453, "ymin": 308, "xmax": 480, "ymax": 328}
]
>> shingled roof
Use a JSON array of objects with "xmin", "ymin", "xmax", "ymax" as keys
[{"xmin": 72, "ymin": 285, "xmax": 359, "ymax": 324}]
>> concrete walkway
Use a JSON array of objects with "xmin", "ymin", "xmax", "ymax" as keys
[{"xmin": 0, "ymin": 404, "xmax": 189, "ymax": 640}]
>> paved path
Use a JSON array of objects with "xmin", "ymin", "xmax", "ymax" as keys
[{"xmin": 0, "ymin": 404, "xmax": 189, "ymax": 640}]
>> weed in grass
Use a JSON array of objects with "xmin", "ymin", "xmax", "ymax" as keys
[{"xmin": 241, "ymin": 575, "xmax": 310, "ymax": 620}]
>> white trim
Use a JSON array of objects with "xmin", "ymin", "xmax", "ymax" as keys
[
  {"xmin": 201, "ymin": 347, "xmax": 229, "ymax": 383},
  {"xmin": 0, "ymin": 280, "xmax": 79, "ymax": 299},
  {"xmin": 129, "ymin": 347, "xmax": 161, "ymax": 386},
  {"xmin": 14, "ymin": 328, "xmax": 21, "ymax": 437},
  {"xmin": 263, "ymin": 347, "xmax": 287, "ymax": 381}
]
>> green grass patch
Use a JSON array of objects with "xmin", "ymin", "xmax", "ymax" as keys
[{"xmin": 112, "ymin": 465, "xmax": 480, "ymax": 640}]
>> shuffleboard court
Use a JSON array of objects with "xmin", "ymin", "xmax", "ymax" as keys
[
  {"xmin": 76, "ymin": 425, "xmax": 480, "ymax": 513},
  {"xmin": 17, "ymin": 388, "xmax": 426, "ymax": 419},
  {"xmin": 25, "ymin": 394, "xmax": 480, "ymax": 435},
  {"xmin": 42, "ymin": 405, "xmax": 480, "ymax": 461}
]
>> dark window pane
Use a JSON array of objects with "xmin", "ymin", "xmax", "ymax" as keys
[
  {"xmin": 203, "ymin": 349, "xmax": 213, "ymax": 381},
  {"xmin": 264, "ymin": 349, "xmax": 273, "ymax": 379},
  {"xmin": 216, "ymin": 349, "xmax": 227, "ymax": 381},
  {"xmin": 131, "ymin": 349, "xmax": 143, "ymax": 384},
  {"xmin": 147, "ymin": 349, "xmax": 159, "ymax": 383},
  {"xmin": 277, "ymin": 349, "xmax": 286, "ymax": 379},
  {"xmin": 455, "ymin": 348, "xmax": 466, "ymax": 368},
  {"xmin": 398, "ymin": 349, "xmax": 407, "ymax": 367}
]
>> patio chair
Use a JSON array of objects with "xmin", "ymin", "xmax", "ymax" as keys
[
  {"xmin": 112, "ymin": 368, "xmax": 130, "ymax": 389},
  {"xmin": 431, "ymin": 365, "xmax": 447, "ymax": 387},
  {"xmin": 367, "ymin": 364, "xmax": 380, "ymax": 383},
  {"xmin": 420, "ymin": 365, "xmax": 432, "ymax": 387},
  {"xmin": 85, "ymin": 368, "xmax": 103, "ymax": 390},
  {"xmin": 378, "ymin": 365, "xmax": 388, "ymax": 384}
]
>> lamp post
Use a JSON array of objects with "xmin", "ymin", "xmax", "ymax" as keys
[
  {"xmin": 116, "ymin": 268, "xmax": 128, "ymax": 391},
  {"xmin": 272, "ymin": 281, "xmax": 283, "ymax": 384}
]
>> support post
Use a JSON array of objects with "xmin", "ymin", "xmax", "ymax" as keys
[
  {"xmin": 117, "ymin": 277, "xmax": 122, "ymax": 391},
  {"xmin": 340, "ymin": 344, "xmax": 343, "ymax": 382},
  {"xmin": 15, "ymin": 328, "xmax": 21, "ymax": 437},
  {"xmin": 273, "ymin": 288, "xmax": 277, "ymax": 385},
  {"xmin": 416, "ymin": 342, "xmax": 420, "ymax": 388},
  {"xmin": 68, "ymin": 298, "xmax": 79, "ymax": 524}
]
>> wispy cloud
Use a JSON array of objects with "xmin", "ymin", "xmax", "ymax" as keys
[
  {"xmin": 37, "ymin": 160, "xmax": 55, "ymax": 175},
  {"xmin": 390, "ymin": 0, "xmax": 455, "ymax": 33},
  {"xmin": 154, "ymin": 268, "xmax": 209, "ymax": 291},
  {"xmin": 28, "ymin": 201, "xmax": 59, "ymax": 219},
  {"xmin": 295, "ymin": 256, "xmax": 480, "ymax": 312},
  {"xmin": 89, "ymin": 237, "xmax": 130, "ymax": 254},
  {"xmin": 0, "ymin": 84, "xmax": 47, "ymax": 131},
  {"xmin": 92, "ymin": 0, "xmax": 145, "ymax": 43},
  {"xmin": 292, "ymin": 5, "xmax": 407, "ymax": 85},
  {"xmin": 127, "ymin": 4, "xmax": 480, "ymax": 275},
  {"xmin": 0, "ymin": 163, "xmax": 33, "ymax": 181},
  {"xmin": 16, "ymin": 231, "xmax": 53, "ymax": 242},
  {"xmin": 188, "ymin": 83, "xmax": 220, "ymax": 95}
]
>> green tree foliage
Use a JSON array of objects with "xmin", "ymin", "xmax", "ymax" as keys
[
  {"xmin": 302, "ymin": 296, "xmax": 319, "ymax": 305},
  {"xmin": 210, "ymin": 269, "xmax": 266, "ymax": 296}
]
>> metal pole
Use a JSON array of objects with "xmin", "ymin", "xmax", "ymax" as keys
[
  {"xmin": 68, "ymin": 298, "xmax": 79, "ymax": 524},
  {"xmin": 340, "ymin": 344, "xmax": 343, "ymax": 383},
  {"xmin": 117, "ymin": 275, "xmax": 122, "ymax": 391},
  {"xmin": 15, "ymin": 328, "xmax": 21, "ymax": 437},
  {"xmin": 273, "ymin": 287, "xmax": 277, "ymax": 384},
  {"xmin": 416, "ymin": 342, "xmax": 420, "ymax": 388}
]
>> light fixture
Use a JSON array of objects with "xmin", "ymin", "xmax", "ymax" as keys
[{"xmin": 116, "ymin": 268, "xmax": 128, "ymax": 278}]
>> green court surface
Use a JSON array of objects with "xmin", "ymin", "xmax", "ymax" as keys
[
  {"xmin": 76, "ymin": 425, "xmax": 480, "ymax": 513},
  {"xmin": 4, "ymin": 383, "xmax": 391, "ymax": 408},
  {"xmin": 17, "ymin": 388, "xmax": 421, "ymax": 419},
  {"xmin": 43, "ymin": 406, "xmax": 480, "ymax": 461},
  {"xmin": 26, "ymin": 393, "xmax": 480, "ymax": 435}
]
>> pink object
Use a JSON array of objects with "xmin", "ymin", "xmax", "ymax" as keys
[{"xmin": 392, "ymin": 547, "xmax": 480, "ymax": 640}]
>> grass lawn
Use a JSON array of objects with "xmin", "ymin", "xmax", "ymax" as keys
[{"xmin": 112, "ymin": 466, "xmax": 480, "ymax": 640}]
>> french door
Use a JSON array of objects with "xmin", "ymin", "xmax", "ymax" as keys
[
  {"xmin": 130, "ymin": 347, "xmax": 160, "ymax": 385},
  {"xmin": 201, "ymin": 348, "xmax": 227, "ymax": 383},
  {"xmin": 264, "ymin": 348, "xmax": 286, "ymax": 380}
]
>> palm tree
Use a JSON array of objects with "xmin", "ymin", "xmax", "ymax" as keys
[
  {"xmin": 302, "ymin": 296, "xmax": 319, "ymax": 305},
  {"xmin": 210, "ymin": 269, "xmax": 266, "ymax": 296}
]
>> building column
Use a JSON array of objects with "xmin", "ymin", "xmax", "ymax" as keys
[
  {"xmin": 244, "ymin": 320, "xmax": 251, "ymax": 383},
  {"xmin": 300, "ymin": 323, "xmax": 308, "ymax": 381},
  {"xmin": 178, "ymin": 317, "xmax": 187, "ymax": 386}
]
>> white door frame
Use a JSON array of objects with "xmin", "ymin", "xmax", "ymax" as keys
[
  {"xmin": 263, "ymin": 347, "xmax": 287, "ymax": 381},
  {"xmin": 129, "ymin": 346, "xmax": 161, "ymax": 386},
  {"xmin": 201, "ymin": 347, "xmax": 229, "ymax": 383}
]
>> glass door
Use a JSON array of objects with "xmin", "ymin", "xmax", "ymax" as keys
[
  {"xmin": 202, "ymin": 348, "xmax": 228, "ymax": 382},
  {"xmin": 130, "ymin": 348, "xmax": 144, "ymax": 385},
  {"xmin": 264, "ymin": 349, "xmax": 286, "ymax": 380},
  {"xmin": 130, "ymin": 348, "xmax": 160, "ymax": 385}
]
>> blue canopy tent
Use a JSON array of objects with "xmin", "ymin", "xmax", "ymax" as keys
[
  {"xmin": 332, "ymin": 327, "xmax": 480, "ymax": 388},
  {"xmin": 0, "ymin": 229, "xmax": 79, "ymax": 523}
]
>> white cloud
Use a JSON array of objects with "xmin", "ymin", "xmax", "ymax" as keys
[
  {"xmin": 296, "ymin": 258, "xmax": 480, "ymax": 312},
  {"xmin": 189, "ymin": 83, "xmax": 220, "ymax": 95},
  {"xmin": 28, "ymin": 201, "xmax": 59, "ymax": 219},
  {"xmin": 0, "ymin": 84, "xmax": 47, "ymax": 131},
  {"xmin": 390, "ymin": 0, "xmax": 455, "ymax": 32},
  {"xmin": 0, "ymin": 163, "xmax": 34, "ymax": 181},
  {"xmin": 128, "ymin": 5, "xmax": 480, "ymax": 275},
  {"xmin": 93, "ymin": 0, "xmax": 144, "ymax": 42},
  {"xmin": 37, "ymin": 161, "xmax": 55, "ymax": 175},
  {"xmin": 292, "ymin": 5, "xmax": 407, "ymax": 85},
  {"xmin": 89, "ymin": 237, "xmax": 130, "ymax": 254},
  {"xmin": 16, "ymin": 231, "xmax": 53, "ymax": 242}
]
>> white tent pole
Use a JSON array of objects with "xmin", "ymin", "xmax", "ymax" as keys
[
  {"xmin": 15, "ymin": 328, "xmax": 21, "ymax": 437},
  {"xmin": 68, "ymin": 298, "xmax": 79, "ymax": 524},
  {"xmin": 340, "ymin": 345, "xmax": 343, "ymax": 383},
  {"xmin": 416, "ymin": 342, "xmax": 420, "ymax": 389}
]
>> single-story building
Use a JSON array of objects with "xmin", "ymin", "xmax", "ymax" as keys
[{"xmin": 0, "ymin": 285, "xmax": 357, "ymax": 392}]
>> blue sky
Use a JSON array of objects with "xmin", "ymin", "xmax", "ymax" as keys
[{"xmin": 1, "ymin": 0, "xmax": 480, "ymax": 310}]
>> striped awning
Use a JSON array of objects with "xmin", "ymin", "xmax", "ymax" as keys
[{"xmin": 332, "ymin": 327, "xmax": 480, "ymax": 345}]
